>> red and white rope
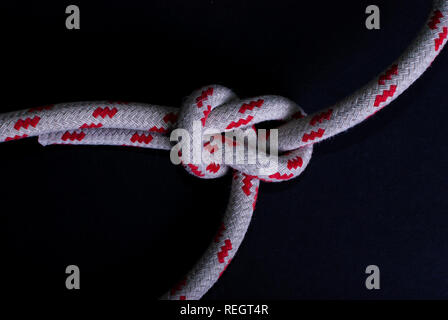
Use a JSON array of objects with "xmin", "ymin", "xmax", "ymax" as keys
[{"xmin": 0, "ymin": 0, "xmax": 446, "ymax": 300}]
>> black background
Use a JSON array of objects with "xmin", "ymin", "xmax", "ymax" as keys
[{"xmin": 0, "ymin": 0, "xmax": 447, "ymax": 302}]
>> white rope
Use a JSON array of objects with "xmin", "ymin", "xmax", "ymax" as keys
[{"xmin": 0, "ymin": 0, "xmax": 446, "ymax": 300}]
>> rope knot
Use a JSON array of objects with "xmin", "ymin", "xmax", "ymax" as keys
[{"xmin": 174, "ymin": 85, "xmax": 314, "ymax": 182}]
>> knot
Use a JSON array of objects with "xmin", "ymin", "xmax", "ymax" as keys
[{"xmin": 174, "ymin": 85, "xmax": 313, "ymax": 182}]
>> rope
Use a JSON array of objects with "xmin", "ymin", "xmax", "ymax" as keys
[{"xmin": 0, "ymin": 0, "xmax": 446, "ymax": 300}]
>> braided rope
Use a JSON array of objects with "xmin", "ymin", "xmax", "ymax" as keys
[{"xmin": 0, "ymin": 0, "xmax": 447, "ymax": 300}]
